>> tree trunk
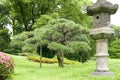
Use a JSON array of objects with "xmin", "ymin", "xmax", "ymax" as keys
[
  {"xmin": 0, "ymin": 76, "xmax": 6, "ymax": 80},
  {"xmin": 17, "ymin": 1, "xmax": 27, "ymax": 31},
  {"xmin": 61, "ymin": 51, "xmax": 64, "ymax": 67},
  {"xmin": 40, "ymin": 46, "xmax": 42, "ymax": 68},
  {"xmin": 31, "ymin": 4, "xmax": 35, "ymax": 24},
  {"xmin": 57, "ymin": 51, "xmax": 64, "ymax": 67}
]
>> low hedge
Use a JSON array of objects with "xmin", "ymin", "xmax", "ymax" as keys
[{"xmin": 27, "ymin": 54, "xmax": 79, "ymax": 64}]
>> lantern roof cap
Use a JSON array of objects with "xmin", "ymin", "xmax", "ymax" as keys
[{"xmin": 87, "ymin": 0, "xmax": 118, "ymax": 16}]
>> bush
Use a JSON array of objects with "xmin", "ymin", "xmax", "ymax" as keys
[
  {"xmin": 0, "ymin": 52, "xmax": 15, "ymax": 80},
  {"xmin": 27, "ymin": 54, "xmax": 58, "ymax": 64}
]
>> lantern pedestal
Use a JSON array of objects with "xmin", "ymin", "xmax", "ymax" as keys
[{"xmin": 91, "ymin": 39, "xmax": 114, "ymax": 76}]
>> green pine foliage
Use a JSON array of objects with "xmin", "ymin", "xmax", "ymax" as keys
[
  {"xmin": 109, "ymin": 39, "xmax": 120, "ymax": 58},
  {"xmin": 109, "ymin": 26, "xmax": 120, "ymax": 58},
  {"xmin": 43, "ymin": 18, "xmax": 91, "ymax": 63},
  {"xmin": 10, "ymin": 31, "xmax": 34, "ymax": 54}
]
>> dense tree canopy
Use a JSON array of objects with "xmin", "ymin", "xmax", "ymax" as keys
[{"xmin": 0, "ymin": 0, "xmax": 92, "ymax": 34}]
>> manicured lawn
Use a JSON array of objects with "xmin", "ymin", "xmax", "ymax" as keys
[{"xmin": 11, "ymin": 55, "xmax": 120, "ymax": 80}]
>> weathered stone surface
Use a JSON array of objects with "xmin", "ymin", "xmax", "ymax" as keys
[
  {"xmin": 87, "ymin": 0, "xmax": 118, "ymax": 16},
  {"xmin": 93, "ymin": 13, "xmax": 110, "ymax": 28},
  {"xmin": 90, "ymin": 27, "xmax": 114, "ymax": 39},
  {"xmin": 96, "ymin": 39, "xmax": 109, "ymax": 72},
  {"xmin": 91, "ymin": 71, "xmax": 114, "ymax": 76}
]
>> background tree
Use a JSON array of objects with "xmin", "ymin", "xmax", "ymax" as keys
[
  {"xmin": 32, "ymin": 14, "xmax": 56, "ymax": 29},
  {"xmin": 2, "ymin": 0, "xmax": 58, "ymax": 34},
  {"xmin": 58, "ymin": 0, "xmax": 93, "ymax": 28},
  {"xmin": 109, "ymin": 26, "xmax": 120, "ymax": 58},
  {"xmin": 1, "ymin": 0, "xmax": 92, "ymax": 34},
  {"xmin": 0, "ymin": 4, "xmax": 11, "ymax": 51},
  {"xmin": 10, "ymin": 31, "xmax": 34, "ymax": 54}
]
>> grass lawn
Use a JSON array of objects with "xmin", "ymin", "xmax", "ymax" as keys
[{"xmin": 11, "ymin": 55, "xmax": 120, "ymax": 80}]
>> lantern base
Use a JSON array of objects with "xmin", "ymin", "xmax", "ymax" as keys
[{"xmin": 91, "ymin": 71, "xmax": 114, "ymax": 76}]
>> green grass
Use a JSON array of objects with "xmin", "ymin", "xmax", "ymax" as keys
[{"xmin": 10, "ymin": 55, "xmax": 120, "ymax": 80}]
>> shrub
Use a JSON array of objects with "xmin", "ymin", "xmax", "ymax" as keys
[{"xmin": 0, "ymin": 52, "xmax": 15, "ymax": 80}]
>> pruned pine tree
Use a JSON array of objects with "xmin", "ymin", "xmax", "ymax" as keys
[{"xmin": 44, "ymin": 18, "xmax": 91, "ymax": 67}]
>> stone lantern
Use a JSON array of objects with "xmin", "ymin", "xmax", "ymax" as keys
[{"xmin": 87, "ymin": 0, "xmax": 118, "ymax": 76}]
